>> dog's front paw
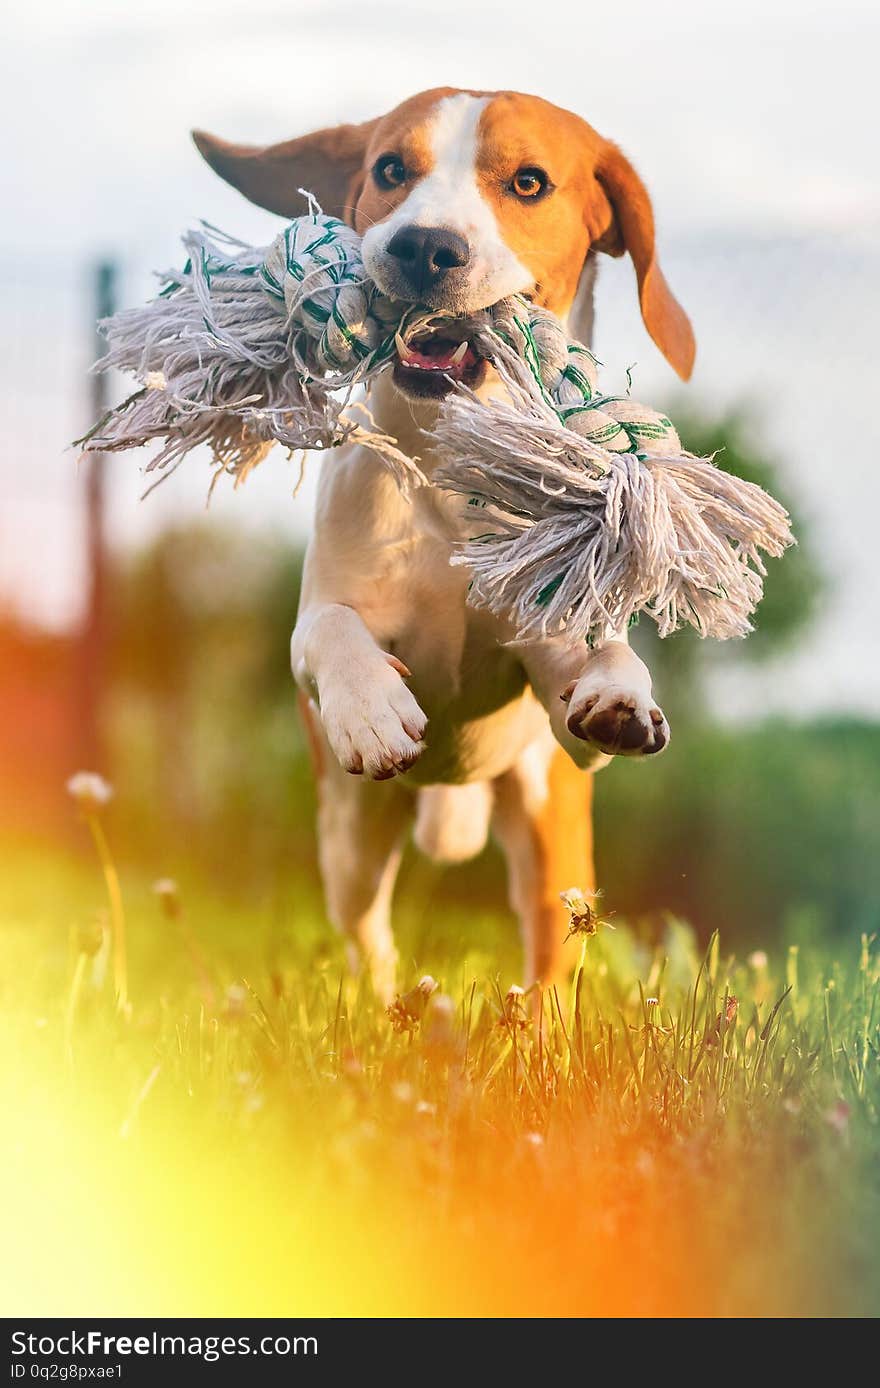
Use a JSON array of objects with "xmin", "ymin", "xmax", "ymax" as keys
[
  {"xmin": 321, "ymin": 655, "xmax": 427, "ymax": 779},
  {"xmin": 561, "ymin": 677, "xmax": 669, "ymax": 757}
]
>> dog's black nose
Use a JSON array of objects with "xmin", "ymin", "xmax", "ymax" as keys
[{"xmin": 386, "ymin": 225, "xmax": 470, "ymax": 293}]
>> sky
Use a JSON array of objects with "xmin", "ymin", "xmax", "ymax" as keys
[
  {"xmin": 4, "ymin": 0, "xmax": 879, "ymax": 253},
  {"xmin": 2, "ymin": 0, "xmax": 879, "ymax": 716}
]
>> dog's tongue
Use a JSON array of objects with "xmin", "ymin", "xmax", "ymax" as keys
[{"xmin": 396, "ymin": 334, "xmax": 477, "ymax": 378}]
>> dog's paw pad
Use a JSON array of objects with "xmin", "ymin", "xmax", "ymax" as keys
[{"xmin": 565, "ymin": 683, "xmax": 669, "ymax": 758}]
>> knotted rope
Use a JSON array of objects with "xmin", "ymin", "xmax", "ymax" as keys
[{"xmin": 80, "ymin": 209, "xmax": 794, "ymax": 643}]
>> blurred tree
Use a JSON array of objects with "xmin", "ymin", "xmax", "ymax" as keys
[{"xmin": 107, "ymin": 523, "xmax": 309, "ymax": 885}]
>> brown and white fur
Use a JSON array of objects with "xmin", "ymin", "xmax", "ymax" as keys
[{"xmin": 194, "ymin": 88, "xmax": 695, "ymax": 999}]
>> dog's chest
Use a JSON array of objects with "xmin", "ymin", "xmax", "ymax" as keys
[
  {"xmin": 393, "ymin": 569, "xmax": 543, "ymax": 782},
  {"xmin": 362, "ymin": 507, "xmax": 524, "ymax": 709}
]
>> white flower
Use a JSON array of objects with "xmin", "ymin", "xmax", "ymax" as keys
[
  {"xmin": 66, "ymin": 771, "xmax": 114, "ymax": 810},
  {"xmin": 748, "ymin": 950, "xmax": 768, "ymax": 970}
]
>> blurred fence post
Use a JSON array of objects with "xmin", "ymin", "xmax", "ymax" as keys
[{"xmin": 77, "ymin": 260, "xmax": 117, "ymax": 771}]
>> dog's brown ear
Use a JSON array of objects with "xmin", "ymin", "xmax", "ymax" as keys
[
  {"xmin": 593, "ymin": 142, "xmax": 696, "ymax": 380},
  {"xmin": 192, "ymin": 119, "xmax": 379, "ymax": 225}
]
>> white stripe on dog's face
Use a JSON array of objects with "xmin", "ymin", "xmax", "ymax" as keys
[{"xmin": 361, "ymin": 93, "xmax": 533, "ymax": 313}]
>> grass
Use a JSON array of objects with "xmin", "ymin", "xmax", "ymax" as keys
[{"xmin": 1, "ymin": 825, "xmax": 878, "ymax": 1319}]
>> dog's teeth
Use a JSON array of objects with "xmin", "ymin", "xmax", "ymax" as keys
[
  {"xmin": 395, "ymin": 329, "xmax": 413, "ymax": 363},
  {"xmin": 450, "ymin": 341, "xmax": 469, "ymax": 366}
]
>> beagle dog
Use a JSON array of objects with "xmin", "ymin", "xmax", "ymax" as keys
[{"xmin": 194, "ymin": 88, "xmax": 695, "ymax": 999}]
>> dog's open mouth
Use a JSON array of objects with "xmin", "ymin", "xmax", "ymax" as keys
[{"xmin": 392, "ymin": 324, "xmax": 487, "ymax": 400}]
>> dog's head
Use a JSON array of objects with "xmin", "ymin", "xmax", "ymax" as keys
[{"xmin": 194, "ymin": 87, "xmax": 694, "ymax": 399}]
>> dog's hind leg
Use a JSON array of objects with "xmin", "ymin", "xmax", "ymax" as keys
[
  {"xmin": 300, "ymin": 694, "xmax": 413, "ymax": 1002},
  {"xmin": 413, "ymin": 783, "xmax": 493, "ymax": 864},
  {"xmin": 492, "ymin": 731, "xmax": 595, "ymax": 990}
]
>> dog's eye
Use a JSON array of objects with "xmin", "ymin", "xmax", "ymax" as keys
[
  {"xmin": 510, "ymin": 167, "xmax": 549, "ymax": 199},
  {"xmin": 373, "ymin": 155, "xmax": 406, "ymax": 190}
]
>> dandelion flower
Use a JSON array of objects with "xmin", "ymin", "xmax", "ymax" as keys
[
  {"xmin": 66, "ymin": 772, "xmax": 126, "ymax": 1012},
  {"xmin": 499, "ymin": 984, "xmax": 530, "ymax": 1031},
  {"xmin": 66, "ymin": 771, "xmax": 113, "ymax": 811},
  {"xmin": 630, "ymin": 996, "xmax": 671, "ymax": 1037},
  {"xmin": 387, "ymin": 976, "xmax": 438, "ymax": 1033},
  {"xmin": 560, "ymin": 886, "xmax": 614, "ymax": 941}
]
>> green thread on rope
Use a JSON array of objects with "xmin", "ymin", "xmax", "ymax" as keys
[
  {"xmin": 562, "ymin": 363, "xmax": 594, "ymax": 400},
  {"xmin": 536, "ymin": 574, "xmax": 564, "ymax": 607}
]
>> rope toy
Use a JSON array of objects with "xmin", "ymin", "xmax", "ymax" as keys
[{"xmin": 80, "ymin": 209, "xmax": 794, "ymax": 644}]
